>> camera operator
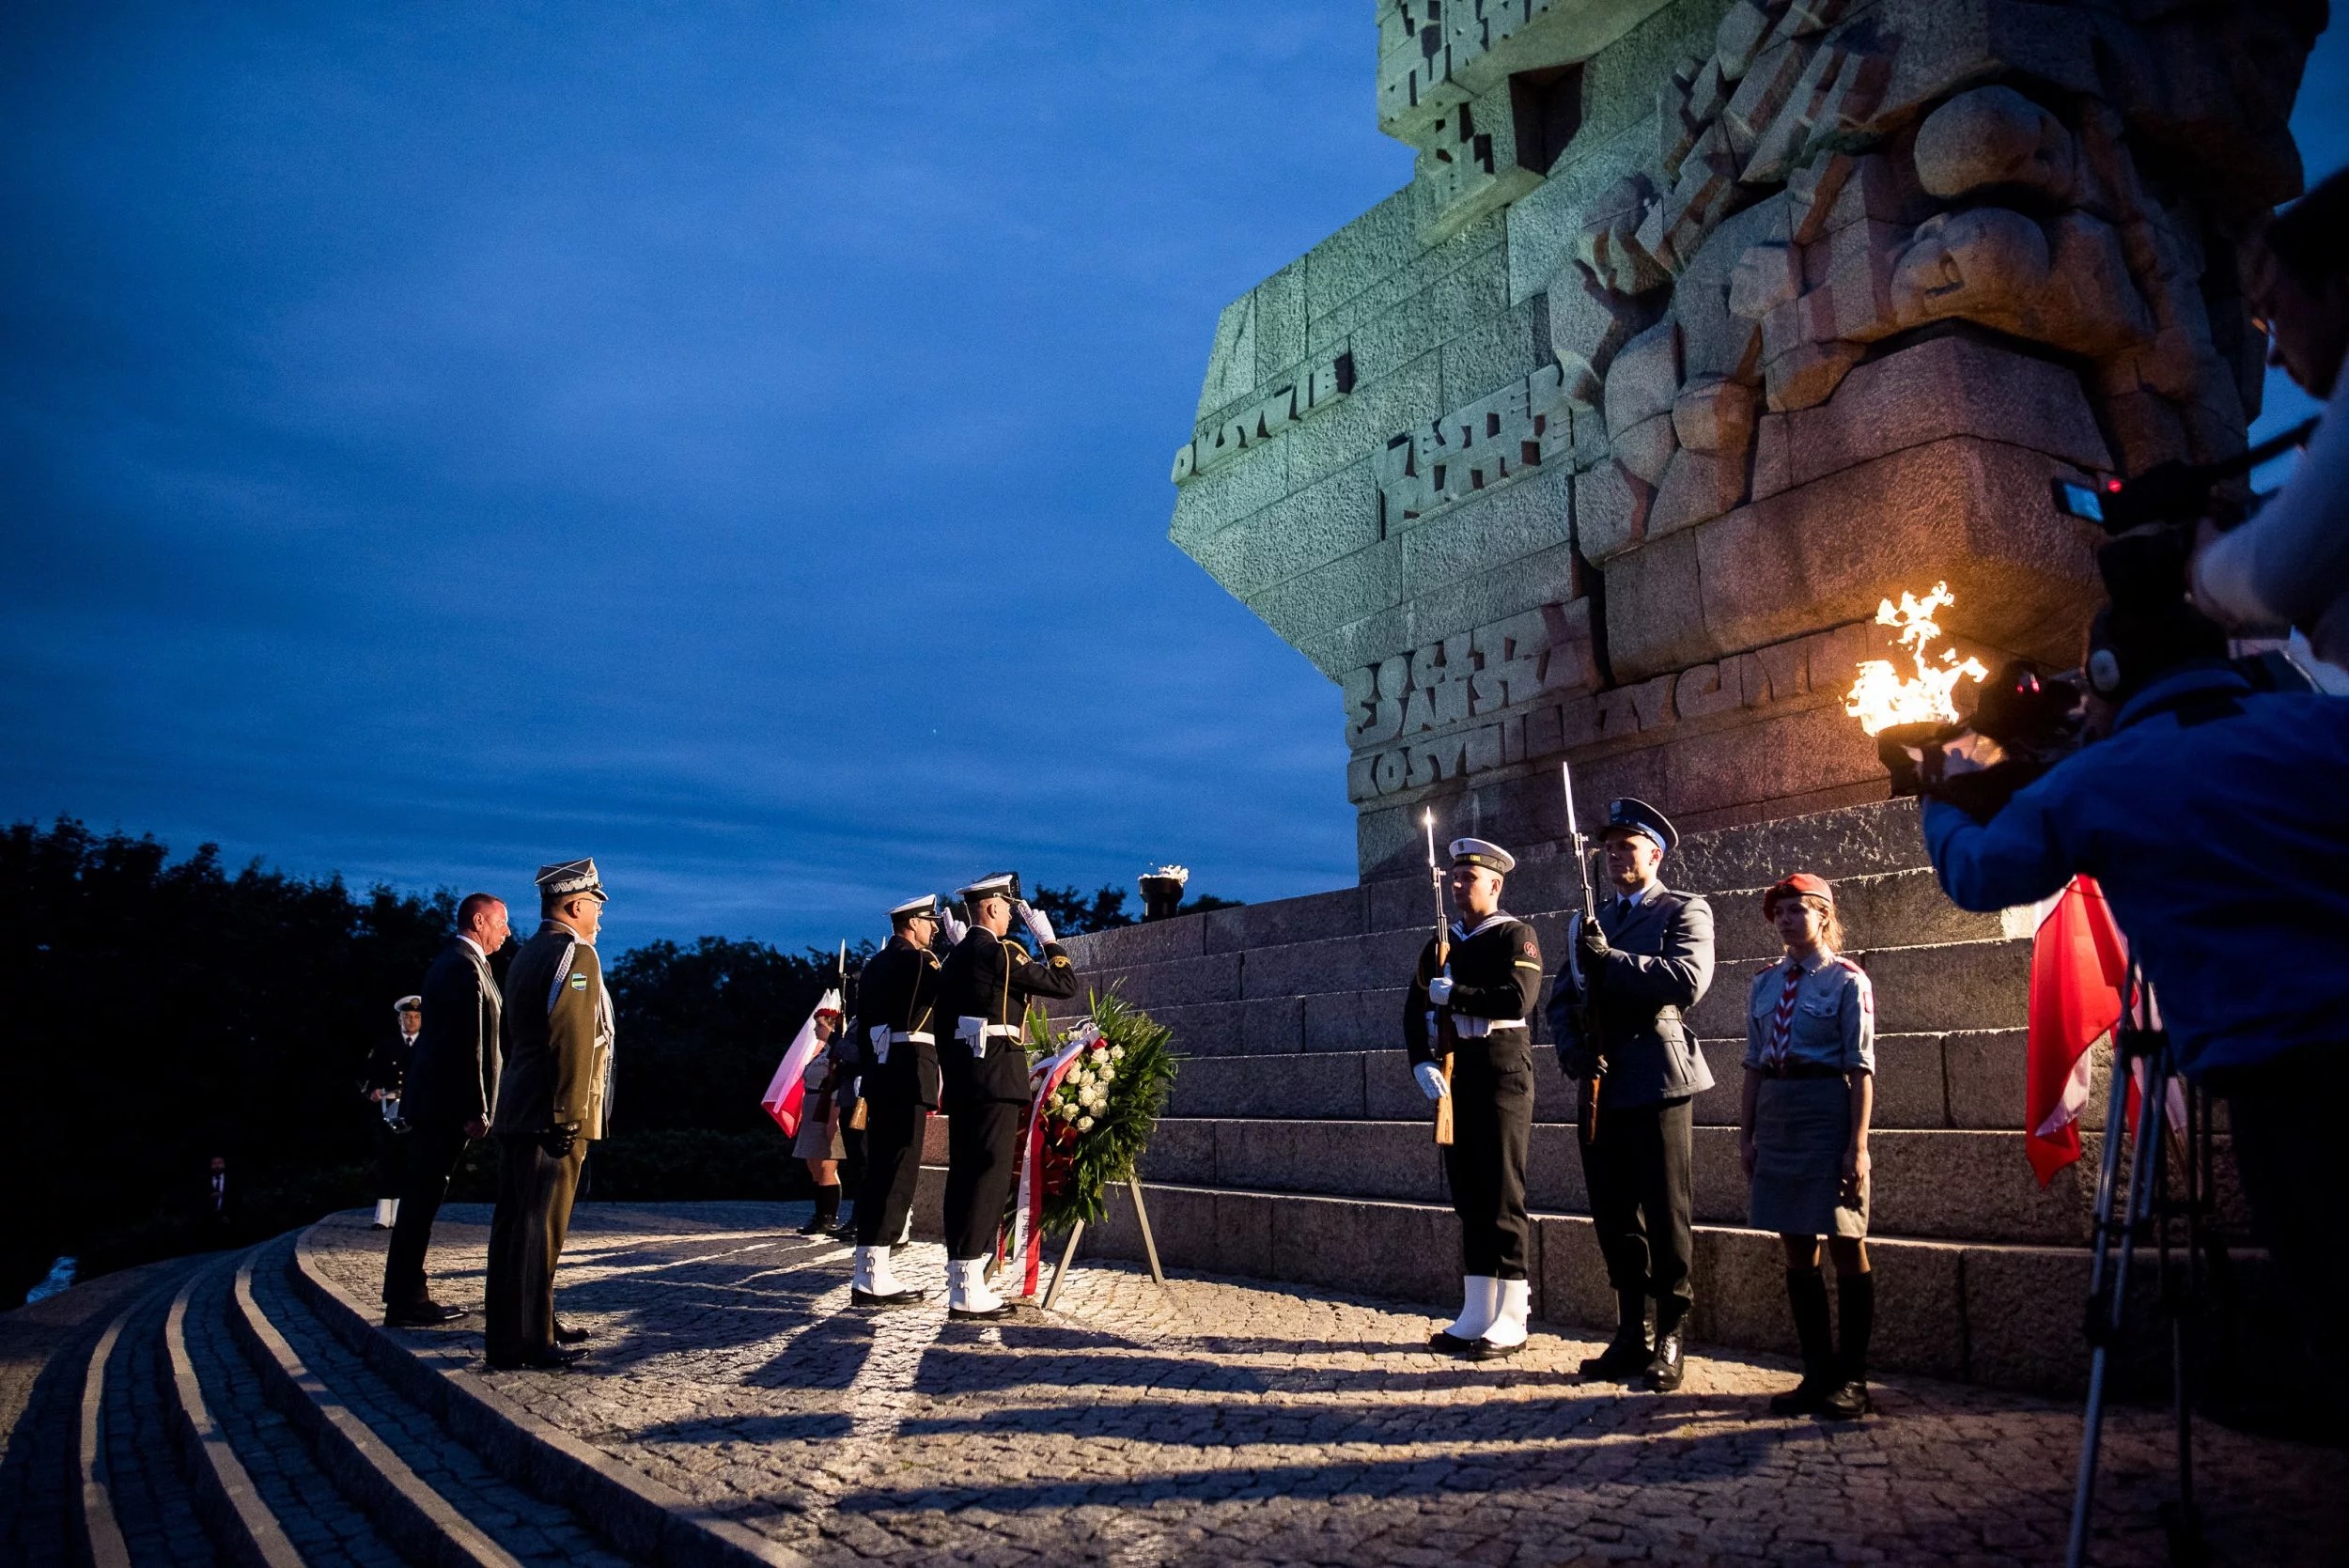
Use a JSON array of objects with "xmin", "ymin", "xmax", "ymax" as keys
[
  {"xmin": 1921, "ymin": 598, "xmax": 2349, "ymax": 1416},
  {"xmin": 2192, "ymin": 166, "xmax": 2349, "ymax": 668}
]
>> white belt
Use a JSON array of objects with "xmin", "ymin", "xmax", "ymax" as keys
[
  {"xmin": 1430, "ymin": 1014, "xmax": 1528, "ymax": 1038},
  {"xmin": 868, "ymin": 1026, "xmax": 937, "ymax": 1064},
  {"xmin": 955, "ymin": 1016, "xmax": 1022, "ymax": 1059}
]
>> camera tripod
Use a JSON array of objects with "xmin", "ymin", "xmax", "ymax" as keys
[{"xmin": 2065, "ymin": 968, "xmax": 2230, "ymax": 1568}]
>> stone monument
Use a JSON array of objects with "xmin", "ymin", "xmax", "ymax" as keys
[{"xmin": 1169, "ymin": 0, "xmax": 2322, "ymax": 878}]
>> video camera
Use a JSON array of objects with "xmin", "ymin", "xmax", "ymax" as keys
[
  {"xmin": 1877, "ymin": 660, "xmax": 2085, "ymax": 820},
  {"xmin": 2050, "ymin": 416, "xmax": 2315, "ymax": 540}
]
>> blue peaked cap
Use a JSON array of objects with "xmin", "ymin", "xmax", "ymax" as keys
[{"xmin": 1605, "ymin": 797, "xmax": 1679, "ymax": 855}]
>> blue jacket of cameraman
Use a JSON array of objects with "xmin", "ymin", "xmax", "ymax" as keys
[{"xmin": 1924, "ymin": 661, "xmax": 2349, "ymax": 1079}]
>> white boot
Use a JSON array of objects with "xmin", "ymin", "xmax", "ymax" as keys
[
  {"xmin": 386, "ymin": 1199, "xmax": 399, "ymax": 1225},
  {"xmin": 373, "ymin": 1199, "xmax": 397, "ymax": 1229},
  {"xmin": 851, "ymin": 1246, "xmax": 879, "ymax": 1295},
  {"xmin": 851, "ymin": 1245, "xmax": 926, "ymax": 1307},
  {"xmin": 1476, "ymin": 1279, "xmax": 1531, "ymax": 1359},
  {"xmin": 947, "ymin": 1257, "xmax": 1010, "ymax": 1320},
  {"xmin": 1432, "ymin": 1276, "xmax": 1498, "ymax": 1351}
]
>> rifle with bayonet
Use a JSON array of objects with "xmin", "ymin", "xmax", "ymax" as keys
[
  {"xmin": 1422, "ymin": 808, "xmax": 1457, "ymax": 1147},
  {"xmin": 1563, "ymin": 762, "xmax": 1604, "ymax": 1147}
]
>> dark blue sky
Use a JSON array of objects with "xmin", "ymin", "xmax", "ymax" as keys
[{"xmin": 4, "ymin": 7, "xmax": 2344, "ymax": 952}]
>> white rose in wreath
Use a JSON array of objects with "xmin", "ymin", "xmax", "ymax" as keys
[{"xmin": 1077, "ymin": 1114, "xmax": 1096, "ymax": 1131}]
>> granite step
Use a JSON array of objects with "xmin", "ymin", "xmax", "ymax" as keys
[
  {"xmin": 165, "ymin": 1253, "xmax": 403, "ymax": 1567},
  {"xmin": 1067, "ymin": 1179, "xmax": 2274, "ymax": 1398},
  {"xmin": 227, "ymin": 1239, "xmax": 635, "ymax": 1568},
  {"xmin": 74, "ymin": 1264, "xmax": 222, "ymax": 1568},
  {"xmin": 1131, "ymin": 1117, "xmax": 2245, "ymax": 1248},
  {"xmin": 1163, "ymin": 1029, "xmax": 2052, "ymax": 1131}
]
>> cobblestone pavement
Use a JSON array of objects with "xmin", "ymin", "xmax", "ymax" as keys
[{"xmin": 310, "ymin": 1203, "xmax": 2347, "ymax": 1567}]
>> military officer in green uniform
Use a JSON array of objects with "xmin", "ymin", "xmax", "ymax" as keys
[
  {"xmin": 848, "ymin": 893, "xmax": 949, "ymax": 1307},
  {"xmin": 1405, "ymin": 838, "xmax": 1546, "ymax": 1359},
  {"xmin": 485, "ymin": 858, "xmax": 615, "ymax": 1370},
  {"xmin": 934, "ymin": 873, "xmax": 1079, "ymax": 1319}
]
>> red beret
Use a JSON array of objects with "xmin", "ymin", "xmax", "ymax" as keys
[{"xmin": 1762, "ymin": 873, "xmax": 1834, "ymax": 917}]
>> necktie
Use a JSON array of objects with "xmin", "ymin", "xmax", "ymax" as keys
[{"xmin": 1766, "ymin": 963, "xmax": 1802, "ymax": 1067}]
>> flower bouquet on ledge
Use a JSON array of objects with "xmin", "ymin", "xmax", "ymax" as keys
[{"xmin": 1013, "ymin": 990, "xmax": 1179, "ymax": 1252}]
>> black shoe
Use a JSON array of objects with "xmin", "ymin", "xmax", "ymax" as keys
[
  {"xmin": 948, "ymin": 1302, "xmax": 1014, "ymax": 1321},
  {"xmin": 1428, "ymin": 1329, "xmax": 1478, "ymax": 1356},
  {"xmin": 850, "ymin": 1286, "xmax": 928, "ymax": 1308},
  {"xmin": 1579, "ymin": 1326, "xmax": 1650, "ymax": 1379},
  {"xmin": 487, "ymin": 1345, "xmax": 589, "ymax": 1371},
  {"xmin": 1768, "ymin": 1375, "xmax": 1832, "ymax": 1416},
  {"xmin": 827, "ymin": 1221, "xmax": 857, "ymax": 1241},
  {"xmin": 384, "ymin": 1301, "xmax": 466, "ymax": 1327},
  {"xmin": 1818, "ymin": 1378, "xmax": 1872, "ymax": 1420},
  {"xmin": 1643, "ymin": 1325, "xmax": 1687, "ymax": 1391},
  {"xmin": 1470, "ymin": 1336, "xmax": 1525, "ymax": 1362},
  {"xmin": 552, "ymin": 1320, "xmax": 589, "ymax": 1344}
]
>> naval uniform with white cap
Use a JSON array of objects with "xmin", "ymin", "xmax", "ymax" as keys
[
  {"xmin": 1404, "ymin": 838, "xmax": 1546, "ymax": 1358},
  {"xmin": 1545, "ymin": 798, "xmax": 1716, "ymax": 1392},
  {"xmin": 934, "ymin": 873, "xmax": 1079, "ymax": 1319},
  {"xmin": 848, "ymin": 893, "xmax": 949, "ymax": 1307},
  {"xmin": 485, "ymin": 858, "xmax": 616, "ymax": 1371}
]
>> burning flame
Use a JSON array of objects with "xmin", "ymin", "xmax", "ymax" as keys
[{"xmin": 1843, "ymin": 581, "xmax": 1988, "ymax": 736}]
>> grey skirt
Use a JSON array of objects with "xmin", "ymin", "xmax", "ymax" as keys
[
  {"xmin": 1749, "ymin": 1075, "xmax": 1868, "ymax": 1238},
  {"xmin": 791, "ymin": 1091, "xmax": 846, "ymax": 1160}
]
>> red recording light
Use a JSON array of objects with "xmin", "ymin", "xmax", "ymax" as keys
[{"xmin": 2105, "ymin": 478, "xmax": 2123, "ymax": 492}]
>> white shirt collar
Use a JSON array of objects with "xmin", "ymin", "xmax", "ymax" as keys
[
  {"xmin": 458, "ymin": 934, "xmax": 486, "ymax": 959},
  {"xmin": 1783, "ymin": 948, "xmax": 1833, "ymax": 975}
]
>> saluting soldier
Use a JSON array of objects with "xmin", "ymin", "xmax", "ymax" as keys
[
  {"xmin": 848, "ymin": 893, "xmax": 950, "ymax": 1307},
  {"xmin": 1546, "ymin": 799, "xmax": 1716, "ymax": 1391},
  {"xmin": 1405, "ymin": 838, "xmax": 1546, "ymax": 1359},
  {"xmin": 485, "ymin": 859, "xmax": 616, "ymax": 1371},
  {"xmin": 934, "ymin": 873, "xmax": 1078, "ymax": 1319}
]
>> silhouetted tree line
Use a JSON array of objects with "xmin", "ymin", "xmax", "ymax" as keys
[{"xmin": 0, "ymin": 817, "xmax": 1237, "ymax": 1307}]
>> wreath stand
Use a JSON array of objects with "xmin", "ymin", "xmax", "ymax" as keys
[{"xmin": 1037, "ymin": 1174, "xmax": 1170, "ymax": 1311}]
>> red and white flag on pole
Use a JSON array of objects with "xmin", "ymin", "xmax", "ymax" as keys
[
  {"xmin": 2024, "ymin": 877, "xmax": 2128, "ymax": 1185},
  {"xmin": 760, "ymin": 987, "xmax": 843, "ymax": 1140}
]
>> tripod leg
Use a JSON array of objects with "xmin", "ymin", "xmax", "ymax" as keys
[
  {"xmin": 1042, "ymin": 1220, "xmax": 1084, "ymax": 1312},
  {"xmin": 1128, "ymin": 1176, "xmax": 1168, "ymax": 1290},
  {"xmin": 2067, "ymin": 1036, "xmax": 2153, "ymax": 1568}
]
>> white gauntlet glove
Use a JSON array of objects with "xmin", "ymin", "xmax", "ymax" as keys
[
  {"xmin": 1414, "ymin": 1062, "xmax": 1450, "ymax": 1100},
  {"xmin": 1426, "ymin": 975, "xmax": 1455, "ymax": 1005},
  {"xmin": 939, "ymin": 908, "xmax": 969, "ymax": 946},
  {"xmin": 1016, "ymin": 899, "xmax": 1057, "ymax": 947}
]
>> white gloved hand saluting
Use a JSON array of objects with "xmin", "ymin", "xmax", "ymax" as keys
[
  {"xmin": 1016, "ymin": 899, "xmax": 1057, "ymax": 947},
  {"xmin": 1414, "ymin": 1062, "xmax": 1450, "ymax": 1101},
  {"xmin": 940, "ymin": 908, "xmax": 969, "ymax": 946},
  {"xmin": 1426, "ymin": 975, "xmax": 1455, "ymax": 1005}
]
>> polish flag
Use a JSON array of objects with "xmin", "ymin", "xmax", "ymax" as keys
[
  {"xmin": 2024, "ymin": 877, "xmax": 2128, "ymax": 1185},
  {"xmin": 760, "ymin": 987, "xmax": 843, "ymax": 1139}
]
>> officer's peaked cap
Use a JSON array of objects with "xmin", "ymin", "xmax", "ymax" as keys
[
  {"xmin": 957, "ymin": 872, "xmax": 1020, "ymax": 905},
  {"xmin": 1450, "ymin": 837, "xmax": 1516, "ymax": 875},
  {"xmin": 394, "ymin": 994, "xmax": 423, "ymax": 1014},
  {"xmin": 1604, "ymin": 798, "xmax": 1678, "ymax": 854},
  {"xmin": 536, "ymin": 858, "xmax": 608, "ymax": 903},
  {"xmin": 888, "ymin": 893, "xmax": 942, "ymax": 921}
]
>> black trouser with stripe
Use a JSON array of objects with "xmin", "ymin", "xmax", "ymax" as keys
[
  {"xmin": 1444, "ymin": 1034, "xmax": 1535, "ymax": 1279},
  {"xmin": 1579, "ymin": 1094, "xmax": 1696, "ymax": 1327},
  {"xmin": 855, "ymin": 1097, "xmax": 929, "ymax": 1248},
  {"xmin": 942, "ymin": 1099, "xmax": 1023, "ymax": 1261},
  {"xmin": 486, "ymin": 1133, "xmax": 586, "ymax": 1361}
]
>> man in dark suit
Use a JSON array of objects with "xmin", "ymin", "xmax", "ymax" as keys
[
  {"xmin": 382, "ymin": 893, "xmax": 507, "ymax": 1325},
  {"xmin": 485, "ymin": 859, "xmax": 614, "ymax": 1370},
  {"xmin": 1548, "ymin": 798, "xmax": 1717, "ymax": 1391}
]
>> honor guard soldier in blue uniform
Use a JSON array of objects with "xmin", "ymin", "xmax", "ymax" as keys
[
  {"xmin": 1547, "ymin": 799, "xmax": 1717, "ymax": 1390},
  {"xmin": 1406, "ymin": 838, "xmax": 1546, "ymax": 1358},
  {"xmin": 934, "ymin": 873, "xmax": 1079, "ymax": 1319},
  {"xmin": 486, "ymin": 858, "xmax": 616, "ymax": 1370},
  {"xmin": 848, "ymin": 893, "xmax": 948, "ymax": 1307}
]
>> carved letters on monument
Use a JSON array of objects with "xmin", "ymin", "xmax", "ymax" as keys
[{"xmin": 1170, "ymin": 0, "xmax": 2320, "ymax": 877}]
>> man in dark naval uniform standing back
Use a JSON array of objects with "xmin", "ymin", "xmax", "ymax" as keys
[
  {"xmin": 1548, "ymin": 798, "xmax": 1716, "ymax": 1391},
  {"xmin": 486, "ymin": 859, "xmax": 615, "ymax": 1370},
  {"xmin": 934, "ymin": 872, "xmax": 1079, "ymax": 1320},
  {"xmin": 848, "ymin": 893, "xmax": 949, "ymax": 1308},
  {"xmin": 1405, "ymin": 836, "xmax": 1546, "ymax": 1359}
]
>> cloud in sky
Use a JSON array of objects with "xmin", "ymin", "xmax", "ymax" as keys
[{"xmin": 6, "ymin": 7, "xmax": 2347, "ymax": 952}]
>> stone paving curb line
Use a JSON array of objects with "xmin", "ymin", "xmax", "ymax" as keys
[
  {"xmin": 291, "ymin": 1219, "xmax": 815, "ymax": 1568},
  {"xmin": 230, "ymin": 1244, "xmax": 523, "ymax": 1568},
  {"xmin": 73, "ymin": 1301, "xmax": 138, "ymax": 1568},
  {"xmin": 163, "ymin": 1253, "xmax": 304, "ymax": 1568}
]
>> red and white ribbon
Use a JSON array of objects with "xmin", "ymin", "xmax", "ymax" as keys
[{"xmin": 1010, "ymin": 1024, "xmax": 1099, "ymax": 1296}]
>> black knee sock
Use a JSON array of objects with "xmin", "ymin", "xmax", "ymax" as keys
[
  {"xmin": 1786, "ymin": 1266, "xmax": 1833, "ymax": 1378},
  {"xmin": 1838, "ymin": 1269, "xmax": 1875, "ymax": 1383},
  {"xmin": 814, "ymin": 1184, "xmax": 840, "ymax": 1226}
]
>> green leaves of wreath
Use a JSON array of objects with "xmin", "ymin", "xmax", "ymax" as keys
[{"xmin": 1021, "ymin": 989, "xmax": 1180, "ymax": 1236}]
